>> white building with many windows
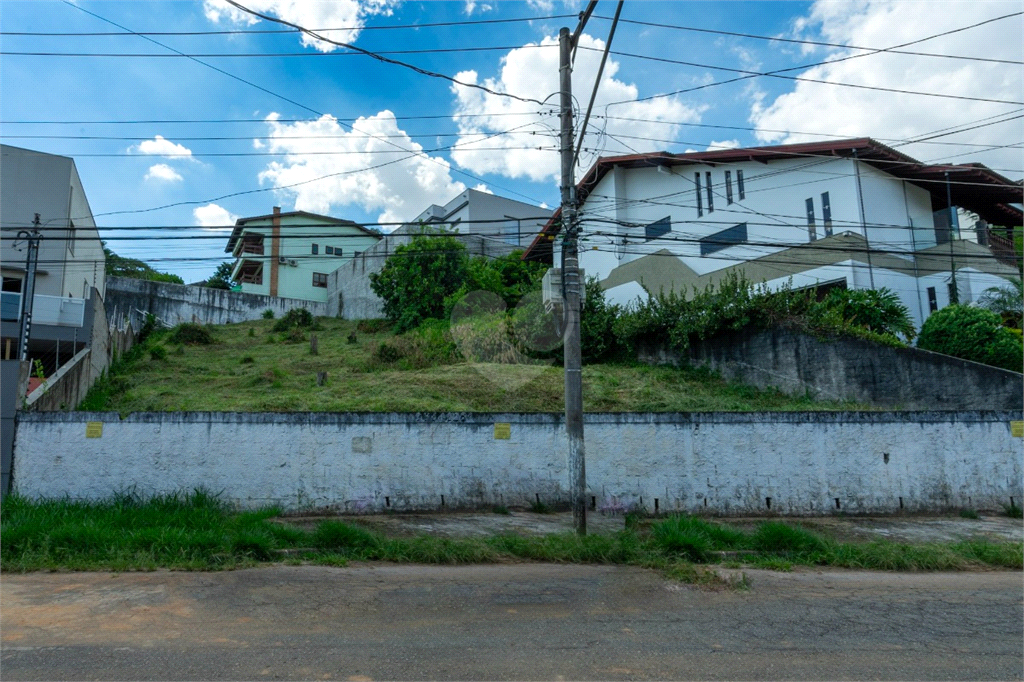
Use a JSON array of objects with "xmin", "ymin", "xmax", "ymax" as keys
[
  {"xmin": 525, "ymin": 138, "xmax": 1021, "ymax": 329},
  {"xmin": 225, "ymin": 208, "xmax": 381, "ymax": 304}
]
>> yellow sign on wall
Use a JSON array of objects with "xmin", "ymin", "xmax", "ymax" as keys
[
  {"xmin": 493, "ymin": 423, "xmax": 511, "ymax": 440},
  {"xmin": 1011, "ymin": 421, "xmax": 1023, "ymax": 438},
  {"xmin": 85, "ymin": 422, "xmax": 103, "ymax": 438}
]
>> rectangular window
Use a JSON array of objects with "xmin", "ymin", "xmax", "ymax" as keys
[
  {"xmin": 694, "ymin": 173, "xmax": 703, "ymax": 216},
  {"xmin": 737, "ymin": 170, "xmax": 745, "ymax": 199},
  {"xmin": 927, "ymin": 286, "xmax": 938, "ymax": 312},
  {"xmin": 312, "ymin": 272, "xmax": 328, "ymax": 288},
  {"xmin": 705, "ymin": 172, "xmax": 714, "ymax": 212},
  {"xmin": 806, "ymin": 197, "xmax": 817, "ymax": 241},
  {"xmin": 699, "ymin": 222, "xmax": 747, "ymax": 256},
  {"xmin": 645, "ymin": 216, "xmax": 671, "ymax": 242},
  {"xmin": 325, "ymin": 245, "xmax": 334, "ymax": 255},
  {"xmin": 1, "ymin": 276, "xmax": 23, "ymax": 322},
  {"xmin": 311, "ymin": 243, "xmax": 319, "ymax": 255},
  {"xmin": 821, "ymin": 191, "xmax": 833, "ymax": 237},
  {"xmin": 335, "ymin": 247, "xmax": 343, "ymax": 257},
  {"xmin": 725, "ymin": 170, "xmax": 733, "ymax": 204}
]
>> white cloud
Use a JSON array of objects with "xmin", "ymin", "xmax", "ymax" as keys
[
  {"xmin": 707, "ymin": 139, "xmax": 741, "ymax": 151},
  {"xmin": 257, "ymin": 111, "xmax": 466, "ymax": 227},
  {"xmin": 449, "ymin": 34, "xmax": 705, "ymax": 183},
  {"xmin": 144, "ymin": 164, "xmax": 183, "ymax": 182},
  {"xmin": 193, "ymin": 203, "xmax": 239, "ymax": 231},
  {"xmin": 472, "ymin": 183, "xmax": 494, "ymax": 194},
  {"xmin": 525, "ymin": 0, "xmax": 554, "ymax": 11},
  {"xmin": 132, "ymin": 135, "xmax": 193, "ymax": 159},
  {"xmin": 464, "ymin": 0, "xmax": 492, "ymax": 15},
  {"xmin": 750, "ymin": 0, "xmax": 1024, "ymax": 171},
  {"xmin": 203, "ymin": 0, "xmax": 396, "ymax": 51}
]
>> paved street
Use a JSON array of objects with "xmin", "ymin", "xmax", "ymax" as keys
[{"xmin": 2, "ymin": 564, "xmax": 1022, "ymax": 680}]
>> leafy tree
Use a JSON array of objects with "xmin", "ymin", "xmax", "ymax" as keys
[
  {"xmin": 205, "ymin": 261, "xmax": 237, "ymax": 290},
  {"xmin": 104, "ymin": 244, "xmax": 184, "ymax": 284},
  {"xmin": 370, "ymin": 235, "xmax": 469, "ymax": 332},
  {"xmin": 581, "ymin": 277, "xmax": 623, "ymax": 363},
  {"xmin": 917, "ymin": 304, "xmax": 1023, "ymax": 372},
  {"xmin": 977, "ymin": 277, "xmax": 1022, "ymax": 328}
]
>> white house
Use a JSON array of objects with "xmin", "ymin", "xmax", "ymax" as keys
[
  {"xmin": 525, "ymin": 138, "xmax": 1021, "ymax": 329},
  {"xmin": 225, "ymin": 208, "xmax": 381, "ymax": 304},
  {"xmin": 327, "ymin": 188, "xmax": 552, "ymax": 319},
  {"xmin": 0, "ymin": 144, "xmax": 106, "ymax": 363}
]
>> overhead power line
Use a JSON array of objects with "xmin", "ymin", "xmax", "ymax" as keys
[
  {"xmin": 1, "ymin": 14, "xmax": 577, "ymax": 36},
  {"xmin": 597, "ymin": 13, "xmax": 1023, "ymax": 66}
]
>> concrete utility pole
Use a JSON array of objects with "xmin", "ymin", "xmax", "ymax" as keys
[
  {"xmin": 559, "ymin": 26, "xmax": 586, "ymax": 535},
  {"xmin": 18, "ymin": 214, "xmax": 42, "ymax": 362},
  {"xmin": 945, "ymin": 171, "xmax": 959, "ymax": 304}
]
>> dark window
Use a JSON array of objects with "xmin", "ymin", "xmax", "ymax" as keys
[
  {"xmin": 312, "ymin": 272, "xmax": 328, "ymax": 288},
  {"xmin": 705, "ymin": 172, "xmax": 714, "ymax": 212},
  {"xmin": 700, "ymin": 222, "xmax": 747, "ymax": 256},
  {"xmin": 694, "ymin": 173, "xmax": 703, "ymax": 216},
  {"xmin": 725, "ymin": 170, "xmax": 733, "ymax": 204},
  {"xmin": 311, "ymin": 243, "xmax": 319, "ymax": 255},
  {"xmin": 927, "ymin": 287, "xmax": 938, "ymax": 312},
  {"xmin": 806, "ymin": 198, "xmax": 817, "ymax": 241},
  {"xmin": 2, "ymin": 277, "xmax": 22, "ymax": 293},
  {"xmin": 645, "ymin": 216, "xmax": 671, "ymax": 242},
  {"xmin": 335, "ymin": 247, "xmax": 343, "ymax": 257},
  {"xmin": 821, "ymin": 191, "xmax": 833, "ymax": 237},
  {"xmin": 737, "ymin": 170, "xmax": 745, "ymax": 199},
  {"xmin": 325, "ymin": 245, "xmax": 334, "ymax": 255}
]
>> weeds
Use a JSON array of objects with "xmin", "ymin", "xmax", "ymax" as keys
[
  {"xmin": 959, "ymin": 508, "xmax": 980, "ymax": 520},
  {"xmin": 5, "ymin": 496, "xmax": 1018, "ymax": 583},
  {"xmin": 1005, "ymin": 504, "xmax": 1023, "ymax": 519},
  {"xmin": 169, "ymin": 323, "xmax": 215, "ymax": 346}
]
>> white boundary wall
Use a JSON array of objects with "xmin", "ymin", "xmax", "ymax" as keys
[{"xmin": 12, "ymin": 411, "xmax": 1023, "ymax": 515}]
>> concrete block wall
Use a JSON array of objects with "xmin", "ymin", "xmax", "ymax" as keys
[
  {"xmin": 11, "ymin": 411, "xmax": 1023, "ymax": 515},
  {"xmin": 105, "ymin": 277, "xmax": 329, "ymax": 327},
  {"xmin": 640, "ymin": 328, "xmax": 1024, "ymax": 411}
]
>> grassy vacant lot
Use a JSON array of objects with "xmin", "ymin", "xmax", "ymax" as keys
[
  {"xmin": 2, "ymin": 493, "xmax": 1020, "ymax": 586},
  {"xmin": 81, "ymin": 317, "xmax": 865, "ymax": 413}
]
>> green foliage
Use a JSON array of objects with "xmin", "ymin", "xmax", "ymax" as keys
[
  {"xmin": 959, "ymin": 508, "xmax": 980, "ymax": 520},
  {"xmin": 205, "ymin": 261, "xmax": 237, "ymax": 290},
  {"xmin": 272, "ymin": 308, "xmax": 315, "ymax": 332},
  {"xmin": 169, "ymin": 323, "xmax": 215, "ymax": 346},
  {"xmin": 356, "ymin": 319, "xmax": 390, "ymax": 334},
  {"xmin": 581, "ymin": 277, "xmax": 624, "ymax": 363},
  {"xmin": 816, "ymin": 287, "xmax": 915, "ymax": 341},
  {"xmin": 977, "ymin": 277, "xmax": 1023, "ymax": 327},
  {"xmin": 371, "ymin": 319, "xmax": 460, "ymax": 369},
  {"xmin": 312, "ymin": 521, "xmax": 380, "ymax": 552},
  {"xmin": 262, "ymin": 309, "xmax": 275, "ymax": 320},
  {"xmin": 104, "ymin": 244, "xmax": 184, "ymax": 284},
  {"xmin": 444, "ymin": 250, "xmax": 547, "ymax": 316},
  {"xmin": 370, "ymin": 235, "xmax": 470, "ymax": 332},
  {"xmin": 148, "ymin": 345, "xmax": 167, "ymax": 361},
  {"xmin": 1005, "ymin": 503, "xmax": 1023, "ymax": 519},
  {"xmin": 917, "ymin": 305, "xmax": 1023, "ymax": 371}
]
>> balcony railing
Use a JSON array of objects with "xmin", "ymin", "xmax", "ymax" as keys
[{"xmin": 7, "ymin": 294, "xmax": 86, "ymax": 327}]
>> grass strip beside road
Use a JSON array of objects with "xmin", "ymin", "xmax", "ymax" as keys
[{"xmin": 2, "ymin": 493, "xmax": 1020, "ymax": 584}]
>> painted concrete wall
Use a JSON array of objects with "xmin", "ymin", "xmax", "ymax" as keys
[
  {"xmin": 11, "ymin": 411, "xmax": 1022, "ymax": 515},
  {"xmin": 0, "ymin": 145, "xmax": 104, "ymax": 300},
  {"xmin": 644, "ymin": 327, "xmax": 1023, "ymax": 411},
  {"xmin": 105, "ymin": 276, "xmax": 329, "ymax": 327}
]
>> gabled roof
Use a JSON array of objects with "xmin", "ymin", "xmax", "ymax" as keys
[
  {"xmin": 524, "ymin": 138, "xmax": 1024, "ymax": 261},
  {"xmin": 225, "ymin": 210, "xmax": 379, "ymax": 253}
]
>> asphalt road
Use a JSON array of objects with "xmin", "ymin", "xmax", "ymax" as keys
[{"xmin": 2, "ymin": 564, "xmax": 1022, "ymax": 681}]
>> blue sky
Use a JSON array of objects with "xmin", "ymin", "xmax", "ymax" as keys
[{"xmin": 1, "ymin": 0, "xmax": 1020, "ymax": 282}]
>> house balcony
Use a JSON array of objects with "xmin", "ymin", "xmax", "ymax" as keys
[
  {"xmin": 0, "ymin": 293, "xmax": 85, "ymax": 327},
  {"xmin": 232, "ymin": 259, "xmax": 264, "ymax": 285},
  {"xmin": 233, "ymin": 235, "xmax": 265, "ymax": 258}
]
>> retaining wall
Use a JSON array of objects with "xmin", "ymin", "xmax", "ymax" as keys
[
  {"xmin": 639, "ymin": 328, "xmax": 1024, "ymax": 411},
  {"xmin": 12, "ymin": 411, "xmax": 1022, "ymax": 515},
  {"xmin": 105, "ymin": 277, "xmax": 329, "ymax": 327}
]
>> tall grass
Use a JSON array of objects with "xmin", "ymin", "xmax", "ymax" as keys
[{"xmin": 3, "ymin": 496, "xmax": 1019, "ymax": 577}]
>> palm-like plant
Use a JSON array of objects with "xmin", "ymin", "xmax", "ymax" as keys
[{"xmin": 978, "ymin": 277, "xmax": 1023, "ymax": 328}]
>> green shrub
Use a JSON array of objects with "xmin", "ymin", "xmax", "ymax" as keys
[
  {"xmin": 373, "ymin": 320, "xmax": 460, "ymax": 369},
  {"xmin": 752, "ymin": 522, "xmax": 827, "ymax": 555},
  {"xmin": 262, "ymin": 309, "xmax": 275, "ymax": 320},
  {"xmin": 917, "ymin": 305, "xmax": 1023, "ymax": 371},
  {"xmin": 370, "ymin": 235, "xmax": 470, "ymax": 332},
  {"xmin": 814, "ymin": 287, "xmax": 915, "ymax": 341},
  {"xmin": 168, "ymin": 323, "xmax": 214, "ymax": 345},
  {"xmin": 1005, "ymin": 504, "xmax": 1023, "ymax": 519},
  {"xmin": 148, "ymin": 345, "xmax": 167, "ymax": 361},
  {"xmin": 272, "ymin": 308, "xmax": 314, "ymax": 332},
  {"xmin": 581, "ymin": 277, "xmax": 623, "ymax": 363}
]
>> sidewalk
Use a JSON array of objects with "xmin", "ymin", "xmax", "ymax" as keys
[{"xmin": 278, "ymin": 509, "xmax": 1024, "ymax": 543}]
